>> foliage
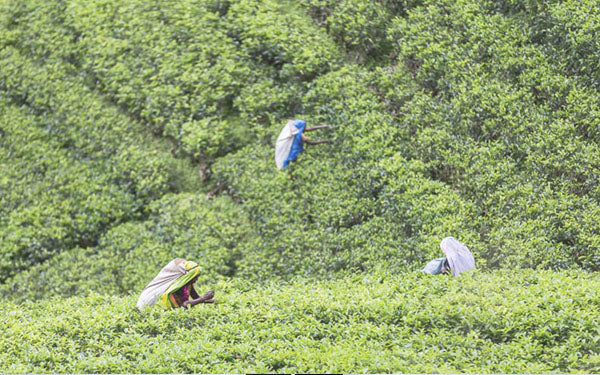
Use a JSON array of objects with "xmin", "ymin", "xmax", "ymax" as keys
[
  {"xmin": 1, "ymin": 271, "xmax": 600, "ymax": 373},
  {"xmin": 381, "ymin": 0, "xmax": 600, "ymax": 270},
  {"xmin": 2, "ymin": 0, "xmax": 600, "ymax": 283},
  {"xmin": 64, "ymin": 0, "xmax": 339, "ymax": 159},
  {"xmin": 0, "ymin": 48, "xmax": 173, "ymax": 280},
  {"xmin": 2, "ymin": 0, "xmax": 600, "ymax": 372},
  {"xmin": 1, "ymin": 194, "xmax": 257, "ymax": 301},
  {"xmin": 299, "ymin": 0, "xmax": 423, "ymax": 63}
]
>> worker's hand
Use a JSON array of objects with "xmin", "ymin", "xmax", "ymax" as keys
[
  {"xmin": 199, "ymin": 290, "xmax": 215, "ymax": 302},
  {"xmin": 441, "ymin": 263, "xmax": 449, "ymax": 275},
  {"xmin": 182, "ymin": 300, "xmax": 190, "ymax": 308}
]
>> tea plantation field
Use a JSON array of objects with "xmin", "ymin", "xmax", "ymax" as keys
[
  {"xmin": 2, "ymin": 271, "xmax": 600, "ymax": 373},
  {"xmin": 1, "ymin": 0, "xmax": 600, "ymax": 372}
]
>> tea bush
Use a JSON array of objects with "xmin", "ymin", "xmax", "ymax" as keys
[
  {"xmin": 381, "ymin": 0, "xmax": 600, "ymax": 270},
  {"xmin": 4, "ymin": 0, "xmax": 600, "ymax": 281},
  {"xmin": 1, "ymin": 193, "xmax": 257, "ymax": 300},
  {"xmin": 1, "ymin": 271, "xmax": 600, "ymax": 373},
  {"xmin": 299, "ymin": 0, "xmax": 424, "ymax": 63},
  {"xmin": 211, "ymin": 66, "xmax": 477, "ymax": 277},
  {"xmin": 20, "ymin": 0, "xmax": 341, "ymax": 160},
  {"xmin": 0, "ymin": 48, "xmax": 177, "ymax": 280},
  {"xmin": 2, "ymin": 0, "xmax": 600, "ymax": 371}
]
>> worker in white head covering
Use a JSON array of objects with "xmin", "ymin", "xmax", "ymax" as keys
[
  {"xmin": 440, "ymin": 237, "xmax": 475, "ymax": 276},
  {"xmin": 275, "ymin": 119, "xmax": 330, "ymax": 170}
]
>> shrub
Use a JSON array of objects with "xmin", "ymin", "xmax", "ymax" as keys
[
  {"xmin": 1, "ymin": 194, "xmax": 257, "ymax": 300},
  {"xmin": 1, "ymin": 271, "xmax": 600, "ymax": 373}
]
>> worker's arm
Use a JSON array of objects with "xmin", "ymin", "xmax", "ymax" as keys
[
  {"xmin": 301, "ymin": 133, "xmax": 329, "ymax": 145},
  {"xmin": 190, "ymin": 285, "xmax": 200, "ymax": 299},
  {"xmin": 182, "ymin": 290, "xmax": 215, "ymax": 308},
  {"xmin": 305, "ymin": 139, "xmax": 329, "ymax": 145},
  {"xmin": 304, "ymin": 124, "xmax": 330, "ymax": 132},
  {"xmin": 441, "ymin": 258, "xmax": 450, "ymax": 275}
]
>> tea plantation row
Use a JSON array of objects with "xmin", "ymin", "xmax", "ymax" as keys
[{"xmin": 2, "ymin": 271, "xmax": 600, "ymax": 373}]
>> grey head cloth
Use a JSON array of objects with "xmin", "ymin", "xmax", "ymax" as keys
[{"xmin": 440, "ymin": 237, "xmax": 475, "ymax": 276}]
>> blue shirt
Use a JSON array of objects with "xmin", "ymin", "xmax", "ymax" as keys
[{"xmin": 283, "ymin": 119, "xmax": 306, "ymax": 168}]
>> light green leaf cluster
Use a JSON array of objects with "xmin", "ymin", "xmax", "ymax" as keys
[{"xmin": 1, "ymin": 271, "xmax": 600, "ymax": 373}]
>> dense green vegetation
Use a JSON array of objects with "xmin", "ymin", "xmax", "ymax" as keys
[
  {"xmin": 2, "ymin": 271, "xmax": 600, "ymax": 373},
  {"xmin": 1, "ymin": 0, "xmax": 600, "ymax": 372}
]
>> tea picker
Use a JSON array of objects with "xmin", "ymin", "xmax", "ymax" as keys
[
  {"xmin": 421, "ymin": 237, "xmax": 476, "ymax": 276},
  {"xmin": 275, "ymin": 119, "xmax": 330, "ymax": 170},
  {"xmin": 136, "ymin": 258, "xmax": 215, "ymax": 309}
]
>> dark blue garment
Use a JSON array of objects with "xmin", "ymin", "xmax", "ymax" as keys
[{"xmin": 283, "ymin": 120, "xmax": 306, "ymax": 168}]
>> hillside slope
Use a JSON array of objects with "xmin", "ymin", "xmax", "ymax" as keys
[
  {"xmin": 2, "ymin": 0, "xmax": 600, "ymax": 372},
  {"xmin": 2, "ymin": 1, "xmax": 600, "ymax": 295}
]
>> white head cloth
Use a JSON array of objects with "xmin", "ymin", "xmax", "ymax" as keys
[
  {"xmin": 136, "ymin": 258, "xmax": 187, "ymax": 309},
  {"xmin": 440, "ymin": 237, "xmax": 475, "ymax": 276},
  {"xmin": 274, "ymin": 120, "xmax": 301, "ymax": 170}
]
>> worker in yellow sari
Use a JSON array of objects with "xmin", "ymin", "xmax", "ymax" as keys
[{"xmin": 136, "ymin": 258, "xmax": 214, "ymax": 309}]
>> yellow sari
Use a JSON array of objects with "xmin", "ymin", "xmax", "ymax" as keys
[{"xmin": 157, "ymin": 260, "xmax": 202, "ymax": 308}]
